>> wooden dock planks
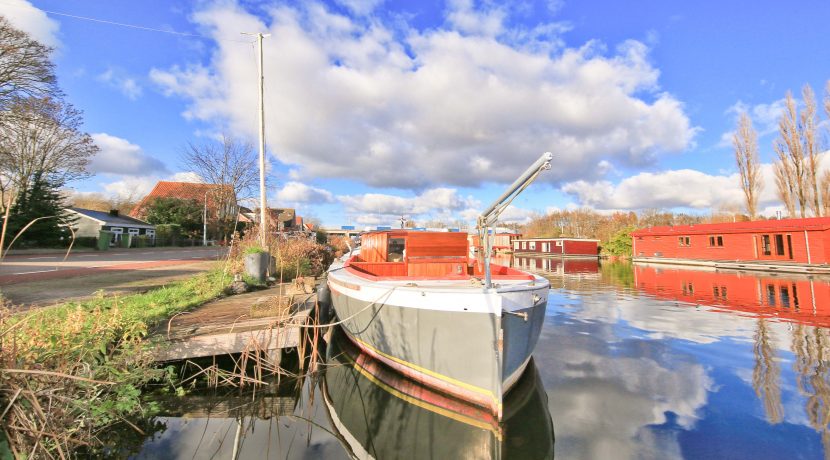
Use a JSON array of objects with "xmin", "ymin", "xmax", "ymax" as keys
[{"xmin": 149, "ymin": 281, "xmax": 317, "ymax": 362}]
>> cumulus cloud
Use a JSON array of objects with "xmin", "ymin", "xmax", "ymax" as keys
[
  {"xmin": 90, "ymin": 133, "xmax": 168, "ymax": 176},
  {"xmin": 97, "ymin": 68, "xmax": 143, "ymax": 100},
  {"xmin": 339, "ymin": 187, "xmax": 480, "ymax": 225},
  {"xmin": 334, "ymin": 0, "xmax": 384, "ymax": 16},
  {"xmin": 100, "ymin": 171, "xmax": 201, "ymax": 200},
  {"xmin": 275, "ymin": 181, "xmax": 335, "ymax": 204},
  {"xmin": 150, "ymin": 1, "xmax": 695, "ymax": 189},
  {"xmin": 562, "ymin": 153, "xmax": 830, "ymax": 214},
  {"xmin": 2, "ymin": 0, "xmax": 60, "ymax": 47}
]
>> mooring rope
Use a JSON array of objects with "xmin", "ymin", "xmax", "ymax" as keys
[{"xmin": 283, "ymin": 285, "xmax": 397, "ymax": 329}]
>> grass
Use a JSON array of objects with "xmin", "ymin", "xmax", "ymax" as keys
[{"xmin": 0, "ymin": 269, "xmax": 232, "ymax": 458}]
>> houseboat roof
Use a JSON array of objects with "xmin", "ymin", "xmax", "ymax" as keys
[
  {"xmin": 631, "ymin": 217, "xmax": 830, "ymax": 237},
  {"xmin": 513, "ymin": 237, "xmax": 600, "ymax": 242}
]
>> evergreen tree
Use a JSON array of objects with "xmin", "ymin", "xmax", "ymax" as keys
[
  {"xmin": 6, "ymin": 173, "xmax": 73, "ymax": 248},
  {"xmin": 144, "ymin": 197, "xmax": 202, "ymax": 236}
]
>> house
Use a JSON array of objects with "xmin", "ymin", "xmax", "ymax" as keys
[
  {"xmin": 67, "ymin": 208, "xmax": 155, "ymax": 242},
  {"xmin": 630, "ymin": 217, "xmax": 830, "ymax": 264},
  {"xmin": 512, "ymin": 238, "xmax": 599, "ymax": 257},
  {"xmin": 243, "ymin": 208, "xmax": 312, "ymax": 236},
  {"xmin": 468, "ymin": 232, "xmax": 522, "ymax": 253},
  {"xmin": 130, "ymin": 181, "xmax": 237, "ymax": 222}
]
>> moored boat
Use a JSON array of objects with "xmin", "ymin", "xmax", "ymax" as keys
[
  {"xmin": 322, "ymin": 329, "xmax": 555, "ymax": 459},
  {"xmin": 327, "ymin": 152, "xmax": 554, "ymax": 418}
]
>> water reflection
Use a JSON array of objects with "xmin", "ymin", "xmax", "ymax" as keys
[
  {"xmin": 133, "ymin": 256, "xmax": 830, "ymax": 459},
  {"xmin": 323, "ymin": 330, "xmax": 555, "ymax": 459}
]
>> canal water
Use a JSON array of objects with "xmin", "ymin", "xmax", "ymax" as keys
[{"xmin": 132, "ymin": 258, "xmax": 830, "ymax": 459}]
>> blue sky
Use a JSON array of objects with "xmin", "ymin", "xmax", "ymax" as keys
[{"xmin": 3, "ymin": 0, "xmax": 830, "ymax": 227}]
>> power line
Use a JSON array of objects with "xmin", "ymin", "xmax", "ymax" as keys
[{"xmin": 0, "ymin": 1, "xmax": 253, "ymax": 44}]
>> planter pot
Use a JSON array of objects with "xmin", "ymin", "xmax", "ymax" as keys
[{"xmin": 244, "ymin": 251, "xmax": 270, "ymax": 283}]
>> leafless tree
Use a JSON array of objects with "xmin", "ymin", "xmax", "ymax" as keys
[
  {"xmin": 180, "ymin": 134, "xmax": 259, "ymax": 237},
  {"xmin": 181, "ymin": 134, "xmax": 258, "ymax": 199},
  {"xmin": 733, "ymin": 112, "xmax": 763, "ymax": 219},
  {"xmin": 0, "ymin": 16, "xmax": 58, "ymax": 110},
  {"xmin": 774, "ymin": 91, "xmax": 808, "ymax": 217},
  {"xmin": 774, "ymin": 160, "xmax": 796, "ymax": 217},
  {"xmin": 822, "ymin": 171, "xmax": 830, "ymax": 217},
  {"xmin": 801, "ymin": 85, "xmax": 821, "ymax": 216},
  {"xmin": 0, "ymin": 97, "xmax": 96, "ymax": 207}
]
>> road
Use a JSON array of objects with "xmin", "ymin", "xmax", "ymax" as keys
[{"xmin": 0, "ymin": 247, "xmax": 226, "ymax": 285}]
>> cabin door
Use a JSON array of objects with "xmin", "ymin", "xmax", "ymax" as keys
[{"xmin": 756, "ymin": 233, "xmax": 793, "ymax": 261}]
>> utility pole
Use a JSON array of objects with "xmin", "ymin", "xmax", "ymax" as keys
[
  {"xmin": 244, "ymin": 31, "xmax": 271, "ymax": 248},
  {"xmin": 203, "ymin": 191, "xmax": 208, "ymax": 246}
]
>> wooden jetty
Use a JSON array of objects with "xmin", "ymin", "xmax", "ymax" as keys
[{"xmin": 149, "ymin": 279, "xmax": 318, "ymax": 363}]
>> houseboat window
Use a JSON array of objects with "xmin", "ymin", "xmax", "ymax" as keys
[
  {"xmin": 709, "ymin": 235, "xmax": 723, "ymax": 247},
  {"xmin": 387, "ymin": 238, "xmax": 405, "ymax": 262},
  {"xmin": 775, "ymin": 234, "xmax": 785, "ymax": 256},
  {"xmin": 787, "ymin": 235, "xmax": 793, "ymax": 260},
  {"xmin": 530, "ymin": 242, "xmax": 536, "ymax": 250},
  {"xmin": 780, "ymin": 286, "xmax": 790, "ymax": 308},
  {"xmin": 762, "ymin": 235, "xmax": 771, "ymax": 255},
  {"xmin": 555, "ymin": 240, "xmax": 563, "ymax": 247},
  {"xmin": 717, "ymin": 236, "xmax": 723, "ymax": 246},
  {"xmin": 766, "ymin": 284, "xmax": 776, "ymax": 306},
  {"xmin": 721, "ymin": 286, "xmax": 727, "ymax": 299},
  {"xmin": 678, "ymin": 236, "xmax": 690, "ymax": 247},
  {"xmin": 792, "ymin": 284, "xmax": 800, "ymax": 309}
]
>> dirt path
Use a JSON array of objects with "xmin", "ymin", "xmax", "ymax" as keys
[{"xmin": 1, "ymin": 261, "xmax": 221, "ymax": 309}]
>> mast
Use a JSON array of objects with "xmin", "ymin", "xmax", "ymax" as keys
[{"xmin": 478, "ymin": 152, "xmax": 553, "ymax": 289}]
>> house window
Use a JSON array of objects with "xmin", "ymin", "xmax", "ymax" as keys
[
  {"xmin": 775, "ymin": 234, "xmax": 785, "ymax": 256},
  {"xmin": 128, "ymin": 228, "xmax": 140, "ymax": 236},
  {"xmin": 762, "ymin": 235, "xmax": 771, "ymax": 255},
  {"xmin": 709, "ymin": 236, "xmax": 724, "ymax": 247},
  {"xmin": 146, "ymin": 229, "xmax": 156, "ymax": 239},
  {"xmin": 678, "ymin": 236, "xmax": 690, "ymax": 247}
]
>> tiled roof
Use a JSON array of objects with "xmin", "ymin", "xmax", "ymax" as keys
[
  {"xmin": 631, "ymin": 217, "xmax": 830, "ymax": 236},
  {"xmin": 130, "ymin": 181, "xmax": 234, "ymax": 218},
  {"xmin": 68, "ymin": 208, "xmax": 154, "ymax": 227}
]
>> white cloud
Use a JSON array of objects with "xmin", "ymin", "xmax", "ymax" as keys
[
  {"xmin": 562, "ymin": 153, "xmax": 830, "ymax": 214},
  {"xmin": 150, "ymin": 1, "xmax": 695, "ymax": 190},
  {"xmin": 90, "ymin": 133, "xmax": 168, "ymax": 176},
  {"xmin": 339, "ymin": 187, "xmax": 480, "ymax": 225},
  {"xmin": 720, "ymin": 98, "xmax": 787, "ymax": 147},
  {"xmin": 334, "ymin": 0, "xmax": 384, "ymax": 16},
  {"xmin": 275, "ymin": 181, "xmax": 335, "ymax": 204},
  {"xmin": 170, "ymin": 171, "xmax": 202, "ymax": 182},
  {"xmin": 2, "ymin": 0, "xmax": 60, "ymax": 48},
  {"xmin": 100, "ymin": 171, "xmax": 201, "ymax": 200},
  {"xmin": 97, "ymin": 68, "xmax": 143, "ymax": 100}
]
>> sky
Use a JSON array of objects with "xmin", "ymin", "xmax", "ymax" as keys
[{"xmin": 2, "ymin": 0, "xmax": 830, "ymax": 228}]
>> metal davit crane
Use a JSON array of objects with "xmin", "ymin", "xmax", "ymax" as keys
[{"xmin": 477, "ymin": 152, "xmax": 553, "ymax": 289}]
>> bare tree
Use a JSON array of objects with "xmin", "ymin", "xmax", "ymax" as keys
[
  {"xmin": 733, "ymin": 112, "xmax": 763, "ymax": 219},
  {"xmin": 0, "ymin": 97, "xmax": 95, "ymax": 206},
  {"xmin": 822, "ymin": 171, "xmax": 830, "ymax": 217},
  {"xmin": 774, "ymin": 91, "xmax": 808, "ymax": 217},
  {"xmin": 0, "ymin": 16, "xmax": 58, "ymax": 109},
  {"xmin": 181, "ymin": 134, "xmax": 258, "ymax": 199},
  {"xmin": 801, "ymin": 85, "xmax": 821, "ymax": 216},
  {"xmin": 774, "ymin": 160, "xmax": 796, "ymax": 217},
  {"xmin": 180, "ymin": 134, "xmax": 259, "ymax": 237}
]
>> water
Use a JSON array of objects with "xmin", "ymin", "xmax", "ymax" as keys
[{"xmin": 133, "ymin": 258, "xmax": 830, "ymax": 459}]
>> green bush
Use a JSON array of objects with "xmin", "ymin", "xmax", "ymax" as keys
[{"xmin": 244, "ymin": 245, "xmax": 266, "ymax": 255}]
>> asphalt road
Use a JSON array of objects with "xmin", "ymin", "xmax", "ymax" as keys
[{"xmin": 0, "ymin": 247, "xmax": 226, "ymax": 282}]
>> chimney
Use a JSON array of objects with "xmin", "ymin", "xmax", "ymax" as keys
[{"xmin": 109, "ymin": 209, "xmax": 119, "ymax": 217}]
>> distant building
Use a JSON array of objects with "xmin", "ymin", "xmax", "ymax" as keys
[
  {"xmin": 130, "ymin": 181, "xmax": 237, "ymax": 221},
  {"xmin": 67, "ymin": 208, "xmax": 155, "ymax": 243},
  {"xmin": 630, "ymin": 217, "xmax": 830, "ymax": 264},
  {"xmin": 468, "ymin": 232, "xmax": 522, "ymax": 253},
  {"xmin": 512, "ymin": 238, "xmax": 599, "ymax": 257},
  {"xmin": 243, "ymin": 208, "xmax": 312, "ymax": 236}
]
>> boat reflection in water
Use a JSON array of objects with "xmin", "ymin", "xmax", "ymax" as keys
[{"xmin": 322, "ymin": 329, "xmax": 555, "ymax": 459}]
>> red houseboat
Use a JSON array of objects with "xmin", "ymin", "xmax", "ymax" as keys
[
  {"xmin": 634, "ymin": 264, "xmax": 830, "ymax": 328},
  {"xmin": 468, "ymin": 232, "xmax": 522, "ymax": 253},
  {"xmin": 512, "ymin": 238, "xmax": 599, "ymax": 257},
  {"xmin": 631, "ymin": 217, "xmax": 830, "ymax": 265}
]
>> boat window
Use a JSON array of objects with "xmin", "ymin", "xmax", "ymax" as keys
[
  {"xmin": 717, "ymin": 236, "xmax": 723, "ymax": 246},
  {"xmin": 762, "ymin": 235, "xmax": 771, "ymax": 255},
  {"xmin": 787, "ymin": 235, "xmax": 793, "ymax": 260},
  {"xmin": 387, "ymin": 238, "xmax": 405, "ymax": 262},
  {"xmin": 775, "ymin": 234, "xmax": 785, "ymax": 256}
]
